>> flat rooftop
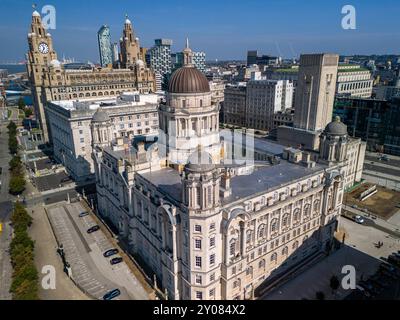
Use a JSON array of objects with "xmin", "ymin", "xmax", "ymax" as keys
[
  {"xmin": 139, "ymin": 159, "xmax": 326, "ymax": 207},
  {"xmin": 223, "ymin": 160, "xmax": 325, "ymax": 205},
  {"xmin": 50, "ymin": 92, "xmax": 160, "ymax": 111}
]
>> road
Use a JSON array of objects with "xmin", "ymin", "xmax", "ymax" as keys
[
  {"xmin": 47, "ymin": 202, "xmax": 148, "ymax": 300},
  {"xmin": 342, "ymin": 205, "xmax": 400, "ymax": 238},
  {"xmin": 0, "ymin": 121, "xmax": 13, "ymax": 300}
]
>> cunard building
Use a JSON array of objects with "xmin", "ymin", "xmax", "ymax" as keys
[
  {"xmin": 92, "ymin": 45, "xmax": 345, "ymax": 300},
  {"xmin": 26, "ymin": 10, "xmax": 156, "ymax": 142}
]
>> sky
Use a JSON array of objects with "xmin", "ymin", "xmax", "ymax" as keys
[{"xmin": 0, "ymin": 0, "xmax": 399, "ymax": 63}]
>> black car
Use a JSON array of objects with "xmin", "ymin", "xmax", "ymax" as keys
[
  {"xmin": 79, "ymin": 211, "xmax": 89, "ymax": 218},
  {"xmin": 110, "ymin": 257, "xmax": 123, "ymax": 265},
  {"xmin": 103, "ymin": 288, "xmax": 121, "ymax": 300},
  {"xmin": 87, "ymin": 225, "xmax": 100, "ymax": 233},
  {"xmin": 103, "ymin": 249, "xmax": 119, "ymax": 258}
]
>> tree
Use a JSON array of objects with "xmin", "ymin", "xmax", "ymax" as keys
[
  {"xmin": 17, "ymin": 97, "xmax": 26, "ymax": 110},
  {"xmin": 7, "ymin": 121, "xmax": 17, "ymax": 133},
  {"xmin": 10, "ymin": 202, "xmax": 33, "ymax": 232},
  {"xmin": 315, "ymin": 291, "xmax": 325, "ymax": 300},
  {"xmin": 9, "ymin": 155, "xmax": 22, "ymax": 174},
  {"xmin": 24, "ymin": 108, "xmax": 33, "ymax": 118},
  {"xmin": 9, "ymin": 175, "xmax": 26, "ymax": 195}
]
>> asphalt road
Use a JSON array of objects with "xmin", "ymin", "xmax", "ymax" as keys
[{"xmin": 364, "ymin": 163, "xmax": 400, "ymax": 179}]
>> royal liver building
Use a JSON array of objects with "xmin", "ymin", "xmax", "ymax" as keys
[{"xmin": 92, "ymin": 46, "xmax": 345, "ymax": 300}]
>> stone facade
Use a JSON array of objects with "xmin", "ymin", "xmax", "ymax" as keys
[
  {"xmin": 26, "ymin": 11, "xmax": 156, "ymax": 142},
  {"xmin": 45, "ymin": 92, "xmax": 159, "ymax": 182},
  {"xmin": 92, "ymin": 46, "xmax": 344, "ymax": 300}
]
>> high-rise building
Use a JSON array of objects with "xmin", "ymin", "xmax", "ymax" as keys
[
  {"xmin": 97, "ymin": 25, "xmax": 113, "ymax": 67},
  {"xmin": 119, "ymin": 16, "xmax": 142, "ymax": 68},
  {"xmin": 246, "ymin": 50, "xmax": 279, "ymax": 67},
  {"xmin": 26, "ymin": 11, "xmax": 155, "ymax": 142},
  {"xmin": 293, "ymin": 54, "xmax": 339, "ymax": 132},
  {"xmin": 276, "ymin": 53, "xmax": 365, "ymax": 190},
  {"xmin": 334, "ymin": 96, "xmax": 400, "ymax": 155},
  {"xmin": 112, "ymin": 42, "xmax": 119, "ymax": 63},
  {"xmin": 336, "ymin": 65, "xmax": 373, "ymax": 98},
  {"xmin": 146, "ymin": 39, "xmax": 173, "ymax": 91},
  {"xmin": 246, "ymin": 80, "xmax": 293, "ymax": 131},
  {"xmin": 172, "ymin": 40, "xmax": 206, "ymax": 73}
]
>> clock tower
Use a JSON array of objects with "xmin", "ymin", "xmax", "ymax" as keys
[{"xmin": 27, "ymin": 10, "xmax": 58, "ymax": 142}]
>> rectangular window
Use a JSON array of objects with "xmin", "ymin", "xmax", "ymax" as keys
[
  {"xmin": 80, "ymin": 138, "xmax": 84, "ymax": 143},
  {"xmin": 79, "ymin": 130, "xmax": 83, "ymax": 135},
  {"xmin": 210, "ymin": 223, "xmax": 215, "ymax": 231},
  {"xmin": 195, "ymin": 225, "xmax": 201, "ymax": 232},
  {"xmin": 195, "ymin": 239, "xmax": 202, "ymax": 249},
  {"xmin": 210, "ymin": 236, "xmax": 215, "ymax": 248},
  {"xmin": 195, "ymin": 274, "xmax": 202, "ymax": 285},
  {"xmin": 196, "ymin": 291, "xmax": 203, "ymax": 300},
  {"xmin": 210, "ymin": 273, "xmax": 215, "ymax": 282},
  {"xmin": 195, "ymin": 256, "xmax": 202, "ymax": 268},
  {"xmin": 210, "ymin": 254, "xmax": 215, "ymax": 266},
  {"xmin": 209, "ymin": 288, "xmax": 215, "ymax": 297}
]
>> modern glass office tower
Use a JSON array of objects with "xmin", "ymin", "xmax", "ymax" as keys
[
  {"xmin": 146, "ymin": 39, "xmax": 173, "ymax": 91},
  {"xmin": 98, "ymin": 25, "xmax": 113, "ymax": 67}
]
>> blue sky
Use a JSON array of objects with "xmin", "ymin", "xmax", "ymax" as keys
[{"xmin": 0, "ymin": 0, "xmax": 399, "ymax": 63}]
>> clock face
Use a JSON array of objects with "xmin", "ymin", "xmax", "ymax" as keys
[{"xmin": 38, "ymin": 42, "xmax": 49, "ymax": 54}]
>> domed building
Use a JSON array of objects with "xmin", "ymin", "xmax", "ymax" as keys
[
  {"xmin": 158, "ymin": 42, "xmax": 221, "ymax": 168},
  {"xmin": 93, "ymin": 45, "xmax": 346, "ymax": 301}
]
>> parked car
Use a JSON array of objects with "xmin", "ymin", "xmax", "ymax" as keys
[
  {"xmin": 103, "ymin": 288, "xmax": 121, "ymax": 300},
  {"xmin": 110, "ymin": 257, "xmax": 123, "ymax": 265},
  {"xmin": 103, "ymin": 248, "xmax": 119, "ymax": 258},
  {"xmin": 61, "ymin": 177, "xmax": 71, "ymax": 183},
  {"xmin": 79, "ymin": 211, "xmax": 89, "ymax": 218},
  {"xmin": 354, "ymin": 215, "xmax": 365, "ymax": 224},
  {"xmin": 87, "ymin": 225, "xmax": 100, "ymax": 234},
  {"xmin": 379, "ymin": 155, "xmax": 389, "ymax": 161}
]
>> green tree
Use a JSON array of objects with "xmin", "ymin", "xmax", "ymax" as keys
[
  {"xmin": 9, "ymin": 155, "xmax": 22, "ymax": 173},
  {"xmin": 9, "ymin": 175, "xmax": 26, "ymax": 195},
  {"xmin": 10, "ymin": 202, "xmax": 33, "ymax": 232},
  {"xmin": 24, "ymin": 108, "xmax": 33, "ymax": 118},
  {"xmin": 17, "ymin": 97, "xmax": 26, "ymax": 110},
  {"xmin": 7, "ymin": 121, "xmax": 17, "ymax": 133},
  {"xmin": 8, "ymin": 135, "xmax": 18, "ymax": 154},
  {"xmin": 12, "ymin": 279, "xmax": 39, "ymax": 300}
]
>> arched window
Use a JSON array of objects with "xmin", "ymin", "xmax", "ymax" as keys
[
  {"xmin": 292, "ymin": 241, "xmax": 299, "ymax": 250},
  {"xmin": 282, "ymin": 213, "xmax": 290, "ymax": 227},
  {"xmin": 282, "ymin": 246, "xmax": 288, "ymax": 256},
  {"xmin": 313, "ymin": 200, "xmax": 320, "ymax": 215},
  {"xmin": 257, "ymin": 224, "xmax": 266, "ymax": 239},
  {"xmin": 229, "ymin": 239, "xmax": 236, "ymax": 256},
  {"xmin": 270, "ymin": 219, "xmax": 278, "ymax": 233},
  {"xmin": 304, "ymin": 204, "xmax": 311, "ymax": 218},
  {"xmin": 258, "ymin": 259, "xmax": 265, "ymax": 269},
  {"xmin": 293, "ymin": 209, "xmax": 301, "ymax": 222},
  {"xmin": 246, "ymin": 230, "xmax": 253, "ymax": 244},
  {"xmin": 271, "ymin": 253, "xmax": 277, "ymax": 262}
]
